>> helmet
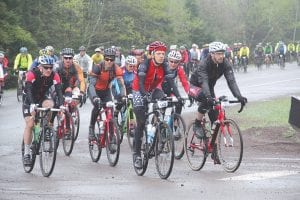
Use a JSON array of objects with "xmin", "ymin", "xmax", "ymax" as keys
[
  {"xmin": 38, "ymin": 55, "xmax": 54, "ymax": 65},
  {"xmin": 78, "ymin": 46, "xmax": 86, "ymax": 51},
  {"xmin": 170, "ymin": 45, "xmax": 177, "ymax": 51},
  {"xmin": 104, "ymin": 48, "xmax": 116, "ymax": 57},
  {"xmin": 95, "ymin": 47, "xmax": 101, "ymax": 52},
  {"xmin": 168, "ymin": 50, "xmax": 182, "ymax": 61},
  {"xmin": 192, "ymin": 43, "xmax": 198, "ymax": 48},
  {"xmin": 131, "ymin": 49, "xmax": 144, "ymax": 56},
  {"xmin": 61, "ymin": 48, "xmax": 74, "ymax": 56},
  {"xmin": 209, "ymin": 42, "xmax": 226, "ymax": 53},
  {"xmin": 148, "ymin": 41, "xmax": 167, "ymax": 54},
  {"xmin": 179, "ymin": 45, "xmax": 186, "ymax": 50},
  {"xmin": 0, "ymin": 53, "xmax": 4, "ymax": 58},
  {"xmin": 20, "ymin": 47, "xmax": 28, "ymax": 53},
  {"xmin": 125, "ymin": 55, "xmax": 137, "ymax": 65},
  {"xmin": 39, "ymin": 49, "xmax": 47, "ymax": 56},
  {"xmin": 45, "ymin": 45, "xmax": 54, "ymax": 52}
]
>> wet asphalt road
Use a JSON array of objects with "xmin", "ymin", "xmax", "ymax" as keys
[{"xmin": 0, "ymin": 63, "xmax": 300, "ymax": 200}]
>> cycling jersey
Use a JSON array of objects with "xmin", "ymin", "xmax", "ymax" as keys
[
  {"xmin": 162, "ymin": 65, "xmax": 189, "ymax": 95},
  {"xmin": 239, "ymin": 47, "xmax": 249, "ymax": 57},
  {"xmin": 73, "ymin": 53, "xmax": 92, "ymax": 73},
  {"xmin": 24, "ymin": 68, "xmax": 63, "ymax": 106},
  {"xmin": 14, "ymin": 53, "xmax": 33, "ymax": 71},
  {"xmin": 123, "ymin": 68, "xmax": 135, "ymax": 94},
  {"xmin": 91, "ymin": 53, "xmax": 104, "ymax": 64},
  {"xmin": 56, "ymin": 61, "xmax": 85, "ymax": 93}
]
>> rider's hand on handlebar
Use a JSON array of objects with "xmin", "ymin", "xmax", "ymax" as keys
[{"xmin": 237, "ymin": 96, "xmax": 247, "ymax": 106}]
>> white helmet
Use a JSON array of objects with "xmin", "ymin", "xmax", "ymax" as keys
[
  {"xmin": 125, "ymin": 55, "xmax": 137, "ymax": 65},
  {"xmin": 95, "ymin": 47, "xmax": 101, "ymax": 52},
  {"xmin": 168, "ymin": 50, "xmax": 182, "ymax": 61},
  {"xmin": 209, "ymin": 42, "xmax": 226, "ymax": 53}
]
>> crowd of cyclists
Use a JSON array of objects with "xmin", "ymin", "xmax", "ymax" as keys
[{"xmin": 5, "ymin": 37, "xmax": 300, "ymax": 175}]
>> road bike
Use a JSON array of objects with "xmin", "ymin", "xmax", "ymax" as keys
[
  {"xmin": 240, "ymin": 56, "xmax": 247, "ymax": 73},
  {"xmin": 185, "ymin": 96, "xmax": 244, "ymax": 173},
  {"xmin": 88, "ymin": 100, "xmax": 121, "ymax": 166},
  {"xmin": 116, "ymin": 94, "xmax": 136, "ymax": 151},
  {"xmin": 16, "ymin": 70, "xmax": 26, "ymax": 102},
  {"xmin": 133, "ymin": 96, "xmax": 174, "ymax": 179},
  {"xmin": 21, "ymin": 106, "xmax": 60, "ymax": 177},
  {"xmin": 278, "ymin": 54, "xmax": 285, "ymax": 69},
  {"xmin": 54, "ymin": 96, "xmax": 77, "ymax": 156}
]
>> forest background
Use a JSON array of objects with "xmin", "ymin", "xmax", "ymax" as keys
[{"xmin": 0, "ymin": 0, "xmax": 300, "ymax": 59}]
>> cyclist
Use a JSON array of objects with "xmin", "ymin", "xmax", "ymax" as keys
[
  {"xmin": 131, "ymin": 41, "xmax": 182, "ymax": 169},
  {"xmin": 264, "ymin": 42, "xmax": 273, "ymax": 64},
  {"xmin": 189, "ymin": 41, "xmax": 247, "ymax": 164},
  {"xmin": 275, "ymin": 41, "xmax": 287, "ymax": 65},
  {"xmin": 239, "ymin": 43, "xmax": 249, "ymax": 65},
  {"xmin": 131, "ymin": 49, "xmax": 145, "ymax": 66},
  {"xmin": 123, "ymin": 55, "xmax": 138, "ymax": 94},
  {"xmin": 14, "ymin": 47, "xmax": 33, "ymax": 82},
  {"xmin": 31, "ymin": 49, "xmax": 47, "ymax": 69},
  {"xmin": 0, "ymin": 52, "xmax": 9, "ymax": 95},
  {"xmin": 22, "ymin": 55, "xmax": 64, "ymax": 165},
  {"xmin": 91, "ymin": 47, "xmax": 104, "ymax": 68},
  {"xmin": 45, "ymin": 45, "xmax": 59, "ymax": 63},
  {"xmin": 74, "ymin": 46, "xmax": 93, "ymax": 78},
  {"xmin": 287, "ymin": 41, "xmax": 295, "ymax": 62},
  {"xmin": 296, "ymin": 41, "xmax": 300, "ymax": 64},
  {"xmin": 88, "ymin": 48, "xmax": 126, "ymax": 141}
]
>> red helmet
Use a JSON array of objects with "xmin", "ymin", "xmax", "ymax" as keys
[{"xmin": 148, "ymin": 41, "xmax": 167, "ymax": 54}]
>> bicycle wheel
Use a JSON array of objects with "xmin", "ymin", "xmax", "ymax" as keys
[
  {"xmin": 21, "ymin": 137, "xmax": 36, "ymax": 173},
  {"xmin": 88, "ymin": 119, "xmax": 102, "ymax": 162},
  {"xmin": 155, "ymin": 121, "xmax": 174, "ymax": 179},
  {"xmin": 134, "ymin": 128, "xmax": 149, "ymax": 176},
  {"xmin": 217, "ymin": 119, "xmax": 243, "ymax": 173},
  {"xmin": 126, "ymin": 110, "xmax": 136, "ymax": 151},
  {"xmin": 106, "ymin": 118, "xmax": 120, "ymax": 166},
  {"xmin": 115, "ymin": 110, "xmax": 124, "ymax": 144},
  {"xmin": 72, "ymin": 107, "xmax": 80, "ymax": 141},
  {"xmin": 17, "ymin": 80, "xmax": 22, "ymax": 102},
  {"xmin": 39, "ymin": 126, "xmax": 57, "ymax": 177},
  {"xmin": 184, "ymin": 121, "xmax": 207, "ymax": 171},
  {"xmin": 62, "ymin": 112, "xmax": 75, "ymax": 156},
  {"xmin": 172, "ymin": 113, "xmax": 186, "ymax": 160}
]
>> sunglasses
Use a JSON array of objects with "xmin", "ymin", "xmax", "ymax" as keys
[
  {"xmin": 169, "ymin": 60, "xmax": 180, "ymax": 64},
  {"xmin": 63, "ymin": 57, "xmax": 73, "ymax": 60},
  {"xmin": 43, "ymin": 66, "xmax": 53, "ymax": 70},
  {"xmin": 105, "ymin": 57, "xmax": 114, "ymax": 62}
]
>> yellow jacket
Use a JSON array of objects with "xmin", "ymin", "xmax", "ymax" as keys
[
  {"xmin": 239, "ymin": 47, "xmax": 250, "ymax": 57},
  {"xmin": 91, "ymin": 53, "xmax": 104, "ymax": 64},
  {"xmin": 14, "ymin": 53, "xmax": 32, "ymax": 70}
]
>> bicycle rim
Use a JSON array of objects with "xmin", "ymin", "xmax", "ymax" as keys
[
  {"xmin": 89, "ymin": 120, "xmax": 102, "ymax": 162},
  {"xmin": 126, "ymin": 115, "xmax": 135, "ymax": 151},
  {"xmin": 217, "ymin": 119, "xmax": 243, "ymax": 173},
  {"xmin": 72, "ymin": 107, "xmax": 80, "ymax": 141},
  {"xmin": 184, "ymin": 121, "xmax": 207, "ymax": 171},
  {"xmin": 155, "ymin": 122, "xmax": 174, "ymax": 179},
  {"xmin": 106, "ymin": 119, "xmax": 120, "ymax": 166},
  {"xmin": 173, "ymin": 114, "xmax": 186, "ymax": 160},
  {"xmin": 39, "ymin": 127, "xmax": 57, "ymax": 177},
  {"xmin": 134, "ymin": 129, "xmax": 149, "ymax": 176},
  {"xmin": 62, "ymin": 113, "xmax": 75, "ymax": 156},
  {"xmin": 21, "ymin": 138, "xmax": 36, "ymax": 173}
]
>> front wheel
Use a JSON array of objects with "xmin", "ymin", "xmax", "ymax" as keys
[
  {"xmin": 72, "ymin": 107, "xmax": 80, "ymax": 141},
  {"xmin": 21, "ymin": 137, "xmax": 37, "ymax": 173},
  {"xmin": 17, "ymin": 80, "xmax": 23, "ymax": 102},
  {"xmin": 133, "ymin": 128, "xmax": 149, "ymax": 176},
  {"xmin": 88, "ymin": 120, "xmax": 103, "ymax": 162},
  {"xmin": 217, "ymin": 119, "xmax": 243, "ymax": 173},
  {"xmin": 106, "ymin": 119, "xmax": 120, "ymax": 166},
  {"xmin": 62, "ymin": 112, "xmax": 75, "ymax": 156},
  {"xmin": 172, "ymin": 114, "xmax": 186, "ymax": 160},
  {"xmin": 39, "ymin": 127, "xmax": 57, "ymax": 177},
  {"xmin": 155, "ymin": 121, "xmax": 174, "ymax": 179},
  {"xmin": 184, "ymin": 121, "xmax": 207, "ymax": 171}
]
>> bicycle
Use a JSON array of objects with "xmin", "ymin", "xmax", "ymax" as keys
[
  {"xmin": 21, "ymin": 106, "xmax": 60, "ymax": 177},
  {"xmin": 115, "ymin": 94, "xmax": 136, "ymax": 151},
  {"xmin": 16, "ymin": 70, "xmax": 26, "ymax": 102},
  {"xmin": 278, "ymin": 54, "xmax": 285, "ymax": 69},
  {"xmin": 133, "ymin": 96, "xmax": 175, "ymax": 179},
  {"xmin": 88, "ymin": 100, "xmax": 121, "ymax": 166},
  {"xmin": 185, "ymin": 96, "xmax": 244, "ymax": 173},
  {"xmin": 54, "ymin": 96, "xmax": 76, "ymax": 156}
]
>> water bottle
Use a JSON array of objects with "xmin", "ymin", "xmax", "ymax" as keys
[
  {"xmin": 33, "ymin": 122, "xmax": 40, "ymax": 142},
  {"xmin": 147, "ymin": 124, "xmax": 155, "ymax": 144}
]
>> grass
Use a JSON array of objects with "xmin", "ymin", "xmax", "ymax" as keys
[{"xmin": 226, "ymin": 96, "xmax": 300, "ymax": 137}]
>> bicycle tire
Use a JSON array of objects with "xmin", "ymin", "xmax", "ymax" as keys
[
  {"xmin": 39, "ymin": 126, "xmax": 57, "ymax": 177},
  {"xmin": 17, "ymin": 81, "xmax": 22, "ymax": 102},
  {"xmin": 172, "ymin": 113, "xmax": 186, "ymax": 160},
  {"xmin": 134, "ymin": 128, "xmax": 149, "ymax": 176},
  {"xmin": 72, "ymin": 107, "xmax": 80, "ymax": 141},
  {"xmin": 62, "ymin": 112, "xmax": 75, "ymax": 156},
  {"xmin": 116, "ymin": 110, "xmax": 124, "ymax": 144},
  {"xmin": 88, "ymin": 120, "xmax": 102, "ymax": 162},
  {"xmin": 21, "ymin": 138, "xmax": 36, "ymax": 173},
  {"xmin": 126, "ymin": 111, "xmax": 136, "ymax": 151},
  {"xmin": 217, "ymin": 119, "xmax": 243, "ymax": 173},
  {"xmin": 106, "ymin": 118, "xmax": 120, "ymax": 166},
  {"xmin": 155, "ymin": 121, "xmax": 174, "ymax": 179},
  {"xmin": 184, "ymin": 121, "xmax": 207, "ymax": 171}
]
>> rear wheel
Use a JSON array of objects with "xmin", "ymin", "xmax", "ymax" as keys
[
  {"xmin": 106, "ymin": 119, "xmax": 120, "ymax": 166},
  {"xmin": 21, "ymin": 136, "xmax": 37, "ymax": 173},
  {"xmin": 217, "ymin": 119, "xmax": 243, "ymax": 173},
  {"xmin": 155, "ymin": 121, "xmax": 174, "ymax": 179},
  {"xmin": 172, "ymin": 114, "xmax": 186, "ymax": 160},
  {"xmin": 62, "ymin": 112, "xmax": 75, "ymax": 156},
  {"xmin": 184, "ymin": 121, "xmax": 207, "ymax": 171},
  {"xmin": 39, "ymin": 127, "xmax": 57, "ymax": 177},
  {"xmin": 72, "ymin": 107, "xmax": 80, "ymax": 141}
]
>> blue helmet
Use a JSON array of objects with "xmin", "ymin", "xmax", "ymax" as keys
[
  {"xmin": 38, "ymin": 55, "xmax": 55, "ymax": 65},
  {"xmin": 20, "ymin": 47, "xmax": 28, "ymax": 53}
]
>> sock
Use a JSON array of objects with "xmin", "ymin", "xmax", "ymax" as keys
[{"xmin": 24, "ymin": 144, "xmax": 30, "ymax": 155}]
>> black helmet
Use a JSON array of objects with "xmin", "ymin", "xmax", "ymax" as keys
[
  {"xmin": 61, "ymin": 48, "xmax": 74, "ymax": 56},
  {"xmin": 104, "ymin": 48, "xmax": 116, "ymax": 57}
]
